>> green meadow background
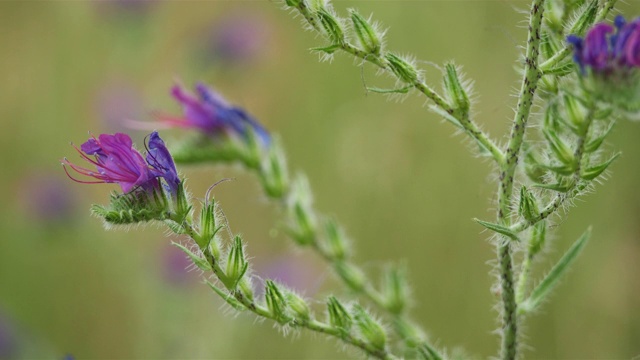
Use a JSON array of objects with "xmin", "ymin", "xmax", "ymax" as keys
[{"xmin": 0, "ymin": 1, "xmax": 639, "ymax": 359}]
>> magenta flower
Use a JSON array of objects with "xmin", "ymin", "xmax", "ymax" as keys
[
  {"xmin": 567, "ymin": 16, "xmax": 640, "ymax": 73},
  {"xmin": 63, "ymin": 132, "xmax": 164, "ymax": 194},
  {"xmin": 155, "ymin": 83, "xmax": 270, "ymax": 145}
]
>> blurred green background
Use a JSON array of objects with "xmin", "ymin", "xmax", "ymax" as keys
[{"xmin": 1, "ymin": 1, "xmax": 639, "ymax": 359}]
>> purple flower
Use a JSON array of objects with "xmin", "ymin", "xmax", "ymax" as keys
[
  {"xmin": 145, "ymin": 131, "xmax": 180, "ymax": 195},
  {"xmin": 63, "ymin": 131, "xmax": 180, "ymax": 200},
  {"xmin": 63, "ymin": 133, "xmax": 158, "ymax": 193},
  {"xmin": 155, "ymin": 83, "xmax": 270, "ymax": 146},
  {"xmin": 568, "ymin": 16, "xmax": 640, "ymax": 73}
]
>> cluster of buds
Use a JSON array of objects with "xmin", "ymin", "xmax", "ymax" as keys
[{"xmin": 62, "ymin": 131, "xmax": 188, "ymax": 224}]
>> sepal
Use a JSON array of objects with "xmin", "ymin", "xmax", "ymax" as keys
[
  {"xmin": 518, "ymin": 186, "xmax": 540, "ymax": 223},
  {"xmin": 327, "ymin": 296, "xmax": 352, "ymax": 332},
  {"xmin": 349, "ymin": 9, "xmax": 382, "ymax": 55},
  {"xmin": 352, "ymin": 304, "xmax": 387, "ymax": 351},
  {"xmin": 385, "ymin": 53, "xmax": 419, "ymax": 84},
  {"xmin": 91, "ymin": 189, "xmax": 169, "ymax": 225},
  {"xmin": 265, "ymin": 280, "xmax": 292, "ymax": 324},
  {"xmin": 225, "ymin": 236, "xmax": 249, "ymax": 288}
]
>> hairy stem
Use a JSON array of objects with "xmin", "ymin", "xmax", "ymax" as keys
[
  {"xmin": 496, "ymin": 1, "xmax": 545, "ymax": 359},
  {"xmin": 290, "ymin": 2, "xmax": 503, "ymax": 165},
  {"xmin": 170, "ymin": 212, "xmax": 397, "ymax": 360}
]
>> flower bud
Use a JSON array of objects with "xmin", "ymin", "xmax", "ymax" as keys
[
  {"xmin": 286, "ymin": 292, "xmax": 311, "ymax": 321},
  {"xmin": 382, "ymin": 265, "xmax": 408, "ymax": 314},
  {"xmin": 226, "ymin": 236, "xmax": 249, "ymax": 288},
  {"xmin": 324, "ymin": 219, "xmax": 349, "ymax": 260},
  {"xmin": 327, "ymin": 296, "xmax": 352, "ymax": 331},
  {"xmin": 352, "ymin": 304, "xmax": 387, "ymax": 351},
  {"xmin": 443, "ymin": 63, "xmax": 470, "ymax": 116},
  {"xmin": 349, "ymin": 9, "xmax": 382, "ymax": 55},
  {"xmin": 518, "ymin": 186, "xmax": 540, "ymax": 223},
  {"xmin": 385, "ymin": 53, "xmax": 419, "ymax": 84},
  {"xmin": 265, "ymin": 280, "xmax": 292, "ymax": 324}
]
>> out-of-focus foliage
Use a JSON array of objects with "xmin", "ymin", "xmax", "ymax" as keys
[{"xmin": 0, "ymin": 1, "xmax": 638, "ymax": 359}]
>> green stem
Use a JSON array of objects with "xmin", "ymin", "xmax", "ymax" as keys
[
  {"xmin": 515, "ymin": 254, "xmax": 533, "ymax": 305},
  {"xmin": 291, "ymin": 3, "xmax": 503, "ymax": 166},
  {"xmin": 510, "ymin": 105, "xmax": 597, "ymax": 234},
  {"xmin": 174, "ymin": 213, "xmax": 397, "ymax": 360},
  {"xmin": 496, "ymin": 1, "xmax": 545, "ymax": 359}
]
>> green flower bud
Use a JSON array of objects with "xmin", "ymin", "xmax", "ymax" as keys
[
  {"xmin": 265, "ymin": 280, "xmax": 292, "ymax": 324},
  {"xmin": 349, "ymin": 9, "xmax": 382, "ymax": 55},
  {"xmin": 385, "ymin": 53, "xmax": 419, "ymax": 84},
  {"xmin": 324, "ymin": 219, "xmax": 349, "ymax": 260},
  {"xmin": 352, "ymin": 304, "xmax": 387, "ymax": 351},
  {"xmin": 286, "ymin": 292, "xmax": 311, "ymax": 321},
  {"xmin": 225, "ymin": 236, "xmax": 249, "ymax": 288},
  {"xmin": 443, "ymin": 63, "xmax": 470, "ymax": 116},
  {"xmin": 518, "ymin": 186, "xmax": 540, "ymax": 223},
  {"xmin": 382, "ymin": 265, "xmax": 408, "ymax": 314},
  {"xmin": 327, "ymin": 296, "xmax": 352, "ymax": 331}
]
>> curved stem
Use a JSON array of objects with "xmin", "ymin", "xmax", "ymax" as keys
[
  {"xmin": 291, "ymin": 3, "xmax": 503, "ymax": 166},
  {"xmin": 171, "ymin": 212, "xmax": 398, "ymax": 360}
]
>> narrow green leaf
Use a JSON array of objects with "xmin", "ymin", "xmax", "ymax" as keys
[
  {"xmin": 205, "ymin": 280, "xmax": 245, "ymax": 311},
  {"xmin": 367, "ymin": 85, "xmax": 413, "ymax": 94},
  {"xmin": 310, "ymin": 44, "xmax": 341, "ymax": 54},
  {"xmin": 584, "ymin": 122, "xmax": 614, "ymax": 153},
  {"xmin": 519, "ymin": 227, "xmax": 591, "ymax": 313},
  {"xmin": 172, "ymin": 242, "xmax": 211, "ymax": 271},
  {"xmin": 543, "ymin": 129, "xmax": 575, "ymax": 165},
  {"xmin": 533, "ymin": 178, "xmax": 575, "ymax": 193},
  {"xmin": 473, "ymin": 218, "xmax": 519, "ymax": 241},
  {"xmin": 581, "ymin": 153, "xmax": 620, "ymax": 180}
]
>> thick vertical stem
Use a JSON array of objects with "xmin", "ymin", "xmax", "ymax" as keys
[{"xmin": 497, "ymin": 1, "xmax": 545, "ymax": 359}]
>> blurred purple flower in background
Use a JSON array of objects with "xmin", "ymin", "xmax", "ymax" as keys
[
  {"xmin": 160, "ymin": 244, "xmax": 198, "ymax": 287},
  {"xmin": 155, "ymin": 82, "xmax": 270, "ymax": 145},
  {"xmin": 18, "ymin": 174, "xmax": 76, "ymax": 225},
  {"xmin": 206, "ymin": 13, "xmax": 271, "ymax": 65},
  {"xmin": 254, "ymin": 255, "xmax": 323, "ymax": 297},
  {"xmin": 94, "ymin": 80, "xmax": 144, "ymax": 132}
]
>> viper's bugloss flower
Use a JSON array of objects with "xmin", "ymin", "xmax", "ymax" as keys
[
  {"xmin": 567, "ymin": 16, "xmax": 640, "ymax": 74},
  {"xmin": 146, "ymin": 131, "xmax": 180, "ymax": 195},
  {"xmin": 156, "ymin": 83, "xmax": 270, "ymax": 145},
  {"xmin": 63, "ymin": 132, "xmax": 159, "ymax": 194}
]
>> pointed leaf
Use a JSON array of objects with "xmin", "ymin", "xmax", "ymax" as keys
[
  {"xmin": 581, "ymin": 153, "xmax": 620, "ymax": 180},
  {"xmin": 584, "ymin": 122, "xmax": 614, "ymax": 153},
  {"xmin": 367, "ymin": 85, "xmax": 413, "ymax": 94},
  {"xmin": 206, "ymin": 280, "xmax": 245, "ymax": 311},
  {"xmin": 519, "ymin": 227, "xmax": 591, "ymax": 313},
  {"xmin": 473, "ymin": 218, "xmax": 519, "ymax": 241},
  {"xmin": 310, "ymin": 44, "xmax": 341, "ymax": 54},
  {"xmin": 172, "ymin": 242, "xmax": 211, "ymax": 271}
]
